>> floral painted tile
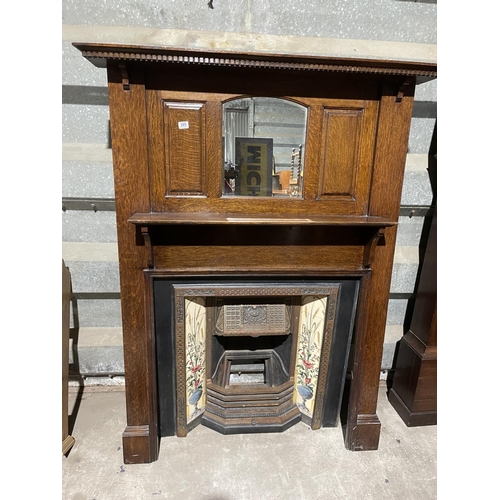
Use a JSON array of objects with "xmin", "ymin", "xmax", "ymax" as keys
[
  {"xmin": 185, "ymin": 297, "xmax": 206, "ymax": 423},
  {"xmin": 293, "ymin": 295, "xmax": 327, "ymax": 417}
]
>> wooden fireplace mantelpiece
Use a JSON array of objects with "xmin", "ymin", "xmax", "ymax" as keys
[{"xmin": 74, "ymin": 42, "xmax": 436, "ymax": 464}]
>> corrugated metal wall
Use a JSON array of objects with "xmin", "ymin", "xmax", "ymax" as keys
[{"xmin": 61, "ymin": 0, "xmax": 437, "ymax": 383}]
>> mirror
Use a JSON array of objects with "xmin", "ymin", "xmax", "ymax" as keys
[{"xmin": 222, "ymin": 97, "xmax": 307, "ymax": 198}]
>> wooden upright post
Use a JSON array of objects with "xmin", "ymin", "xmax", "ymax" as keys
[{"xmin": 62, "ymin": 260, "xmax": 75, "ymax": 455}]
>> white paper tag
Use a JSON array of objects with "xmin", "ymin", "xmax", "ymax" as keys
[{"xmin": 178, "ymin": 121, "xmax": 189, "ymax": 130}]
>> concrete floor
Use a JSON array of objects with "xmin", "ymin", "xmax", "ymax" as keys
[{"xmin": 62, "ymin": 386, "xmax": 437, "ymax": 500}]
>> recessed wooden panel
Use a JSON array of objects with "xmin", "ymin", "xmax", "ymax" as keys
[
  {"xmin": 164, "ymin": 102, "xmax": 206, "ymax": 196},
  {"xmin": 153, "ymin": 245, "xmax": 364, "ymax": 272},
  {"xmin": 318, "ymin": 108, "xmax": 363, "ymax": 200}
]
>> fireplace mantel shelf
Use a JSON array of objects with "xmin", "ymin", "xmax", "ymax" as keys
[
  {"xmin": 128, "ymin": 212, "xmax": 397, "ymax": 227},
  {"xmin": 73, "ymin": 42, "xmax": 437, "ymax": 83}
]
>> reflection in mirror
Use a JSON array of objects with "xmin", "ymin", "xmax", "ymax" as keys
[{"xmin": 223, "ymin": 97, "xmax": 307, "ymax": 198}]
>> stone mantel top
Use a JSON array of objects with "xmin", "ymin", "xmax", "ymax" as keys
[{"xmin": 64, "ymin": 25, "xmax": 436, "ymax": 65}]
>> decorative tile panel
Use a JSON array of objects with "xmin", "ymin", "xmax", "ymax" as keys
[
  {"xmin": 185, "ymin": 297, "xmax": 207, "ymax": 423},
  {"xmin": 293, "ymin": 295, "xmax": 328, "ymax": 418}
]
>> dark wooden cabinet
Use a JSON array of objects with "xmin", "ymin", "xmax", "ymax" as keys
[
  {"xmin": 388, "ymin": 209, "xmax": 437, "ymax": 426},
  {"xmin": 74, "ymin": 43, "xmax": 436, "ymax": 463}
]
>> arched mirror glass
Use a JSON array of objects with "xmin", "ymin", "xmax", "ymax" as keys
[{"xmin": 222, "ymin": 97, "xmax": 307, "ymax": 198}]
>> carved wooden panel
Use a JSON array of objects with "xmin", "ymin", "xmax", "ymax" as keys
[
  {"xmin": 317, "ymin": 103, "xmax": 377, "ymax": 213},
  {"xmin": 153, "ymin": 244, "xmax": 364, "ymax": 272},
  {"xmin": 163, "ymin": 101, "xmax": 206, "ymax": 196},
  {"xmin": 319, "ymin": 108, "xmax": 363, "ymax": 198}
]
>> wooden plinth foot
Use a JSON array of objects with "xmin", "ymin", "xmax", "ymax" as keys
[
  {"xmin": 345, "ymin": 414, "xmax": 381, "ymax": 451},
  {"xmin": 122, "ymin": 425, "xmax": 159, "ymax": 464}
]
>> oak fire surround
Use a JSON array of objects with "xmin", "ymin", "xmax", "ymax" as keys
[{"xmin": 74, "ymin": 42, "xmax": 437, "ymax": 464}]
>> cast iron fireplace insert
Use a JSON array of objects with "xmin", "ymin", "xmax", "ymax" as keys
[{"xmin": 154, "ymin": 277, "xmax": 359, "ymax": 438}]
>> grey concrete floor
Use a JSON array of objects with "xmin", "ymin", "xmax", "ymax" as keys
[{"xmin": 62, "ymin": 386, "xmax": 436, "ymax": 500}]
